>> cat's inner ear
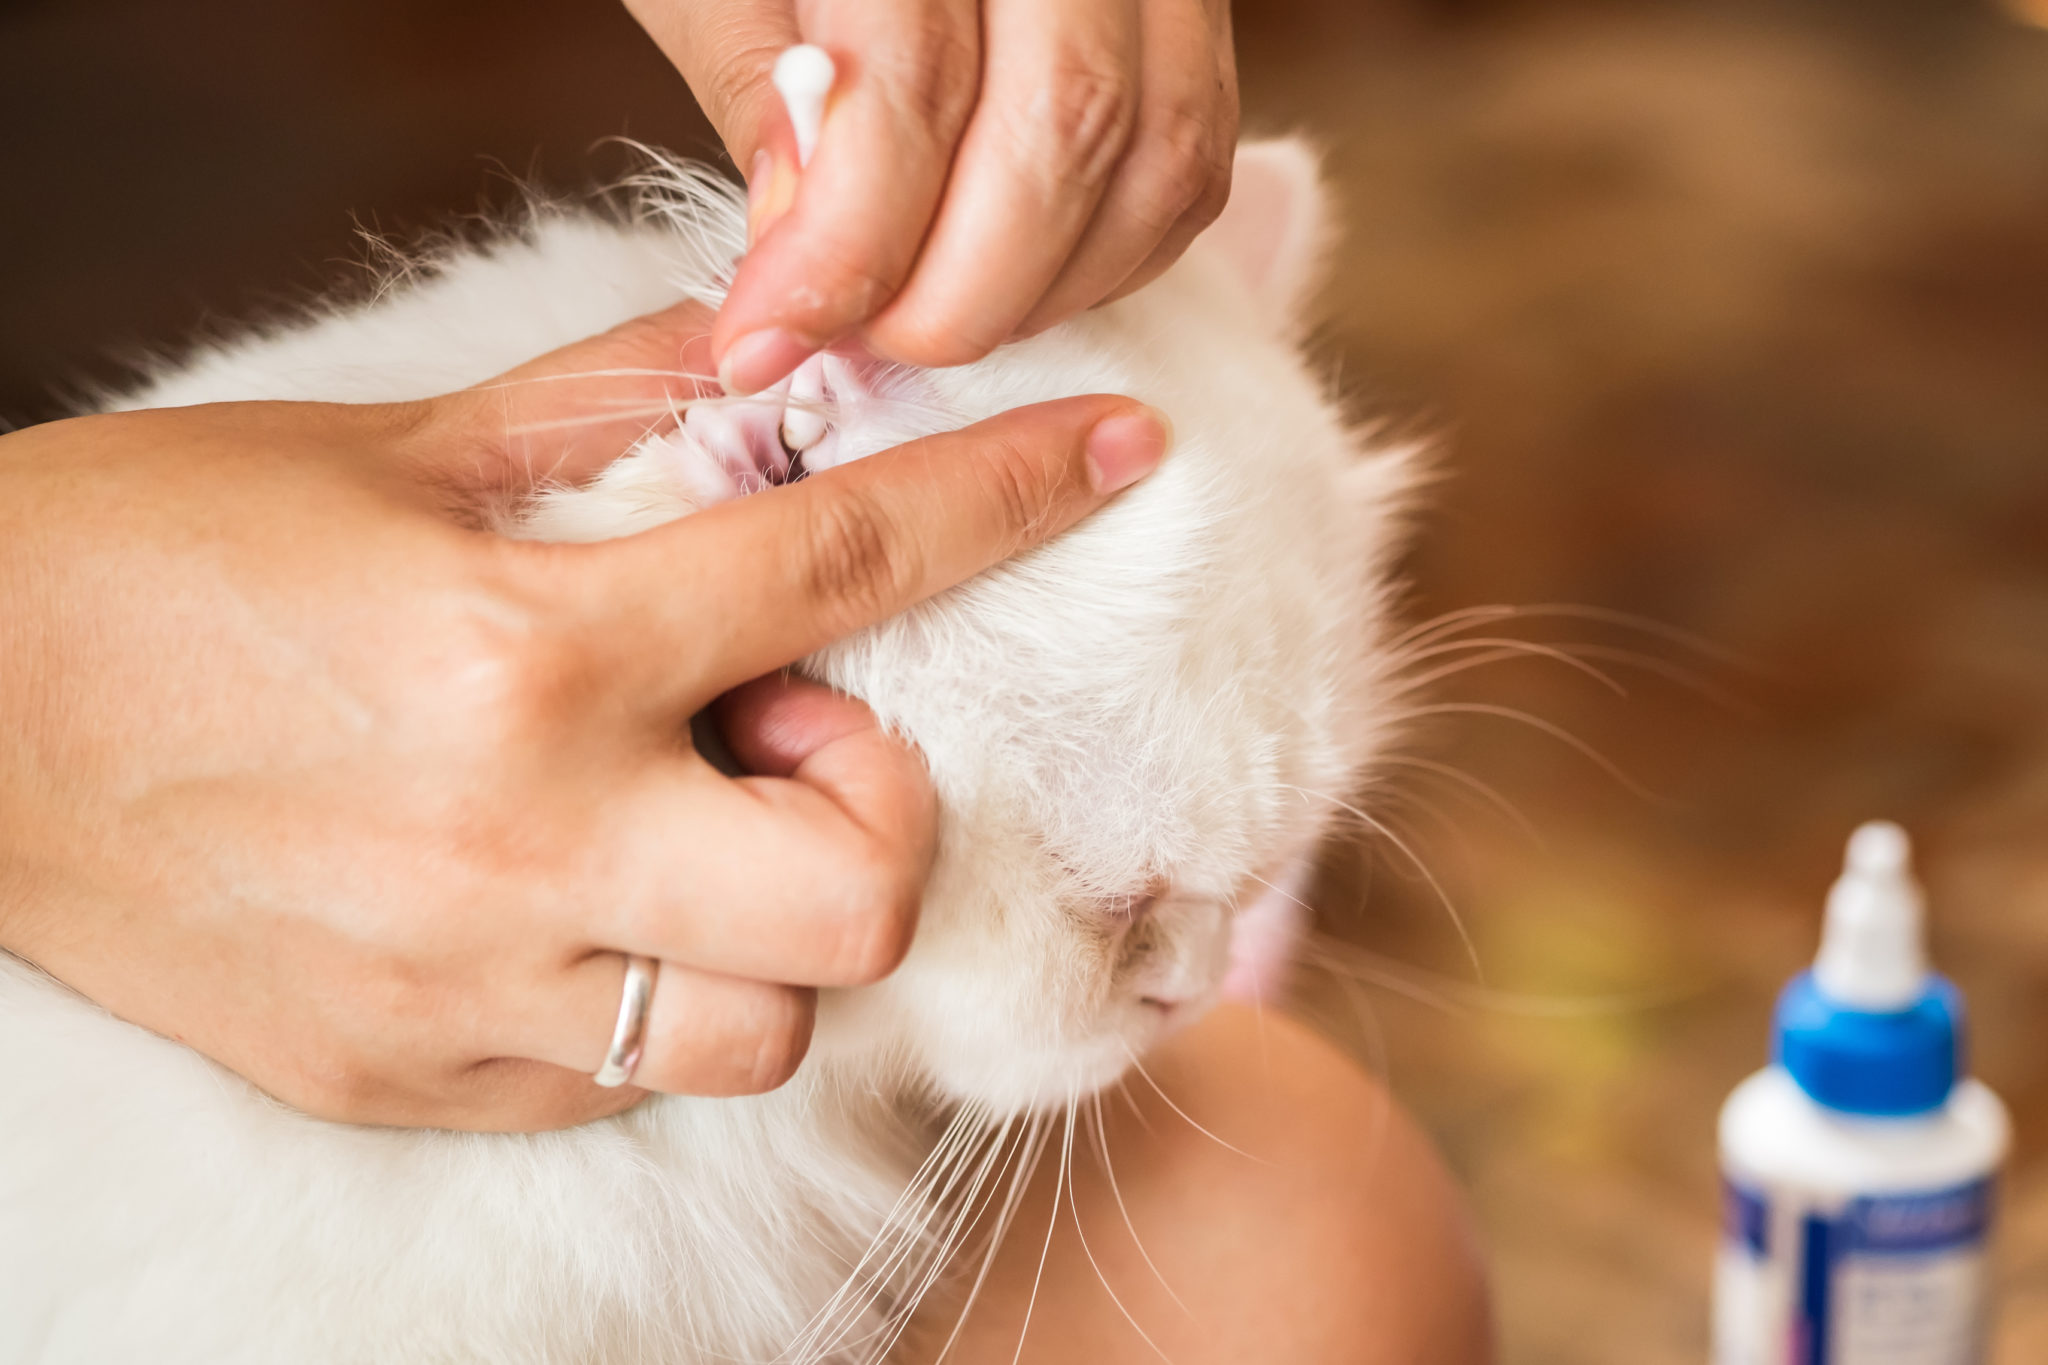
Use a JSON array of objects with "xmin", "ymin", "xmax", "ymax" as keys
[{"xmin": 1202, "ymin": 138, "xmax": 1331, "ymax": 332}]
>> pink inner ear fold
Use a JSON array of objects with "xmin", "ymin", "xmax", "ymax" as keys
[
  {"xmin": 659, "ymin": 347, "xmax": 897, "ymax": 506},
  {"xmin": 1201, "ymin": 139, "xmax": 1330, "ymax": 332},
  {"xmin": 790, "ymin": 350, "xmax": 893, "ymax": 473},
  {"xmin": 674, "ymin": 391, "xmax": 791, "ymax": 503}
]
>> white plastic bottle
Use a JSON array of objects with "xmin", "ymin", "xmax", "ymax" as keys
[{"xmin": 1713, "ymin": 822, "xmax": 2009, "ymax": 1365}]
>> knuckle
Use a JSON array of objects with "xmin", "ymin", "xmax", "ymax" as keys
[
  {"xmin": 878, "ymin": 20, "xmax": 981, "ymax": 135},
  {"xmin": 741, "ymin": 992, "xmax": 814, "ymax": 1093},
  {"xmin": 975, "ymin": 435, "xmax": 1058, "ymax": 551},
  {"xmin": 1020, "ymin": 59, "xmax": 1137, "ymax": 185},
  {"xmin": 289, "ymin": 1049, "xmax": 386, "ymax": 1125},
  {"xmin": 1142, "ymin": 102, "xmax": 1235, "ymax": 228},
  {"xmin": 426, "ymin": 602, "xmax": 574, "ymax": 752},
  {"xmin": 798, "ymin": 488, "xmax": 914, "ymax": 628},
  {"xmin": 1184, "ymin": 145, "xmax": 1236, "ymax": 232}
]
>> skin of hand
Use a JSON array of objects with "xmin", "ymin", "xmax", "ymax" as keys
[
  {"xmin": 621, "ymin": 0, "xmax": 1240, "ymax": 395},
  {"xmin": 0, "ymin": 302, "xmax": 1172, "ymax": 1132}
]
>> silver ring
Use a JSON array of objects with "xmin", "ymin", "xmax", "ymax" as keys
[{"xmin": 593, "ymin": 954, "xmax": 658, "ymax": 1088}]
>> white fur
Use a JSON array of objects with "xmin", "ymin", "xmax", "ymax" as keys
[{"xmin": 0, "ymin": 142, "xmax": 1413, "ymax": 1363}]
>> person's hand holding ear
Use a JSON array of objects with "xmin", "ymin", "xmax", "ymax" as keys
[
  {"xmin": 0, "ymin": 304, "xmax": 1171, "ymax": 1132},
  {"xmin": 622, "ymin": 0, "xmax": 1240, "ymax": 393}
]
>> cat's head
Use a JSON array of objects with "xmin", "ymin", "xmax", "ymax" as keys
[
  {"xmin": 529, "ymin": 141, "xmax": 1414, "ymax": 1114},
  {"xmin": 798, "ymin": 142, "xmax": 1412, "ymax": 1111}
]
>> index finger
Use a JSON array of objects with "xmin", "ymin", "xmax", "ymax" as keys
[{"xmin": 574, "ymin": 394, "xmax": 1171, "ymax": 711}]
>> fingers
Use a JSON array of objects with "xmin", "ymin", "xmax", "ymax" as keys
[
  {"xmin": 858, "ymin": 0, "xmax": 1142, "ymax": 366},
  {"xmin": 491, "ymin": 678, "xmax": 926, "ymax": 1107},
  {"xmin": 569, "ymin": 395, "xmax": 1172, "ymax": 711},
  {"xmin": 711, "ymin": 671, "xmax": 903, "ymax": 783},
  {"xmin": 592, "ymin": 679, "xmax": 935, "ymax": 986},
  {"xmin": 373, "ymin": 959, "xmax": 816, "ymax": 1128},
  {"xmin": 688, "ymin": 0, "xmax": 1237, "ymax": 383},
  {"xmin": 475, "ymin": 677, "xmax": 918, "ymax": 1117},
  {"xmin": 518, "ymin": 954, "xmax": 819, "ymax": 1098},
  {"xmin": 411, "ymin": 300, "xmax": 721, "ymax": 496},
  {"xmin": 710, "ymin": 0, "xmax": 986, "ymax": 394},
  {"xmin": 1014, "ymin": 0, "xmax": 1238, "ymax": 335}
]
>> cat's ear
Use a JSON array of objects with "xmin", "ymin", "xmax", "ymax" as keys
[{"xmin": 1202, "ymin": 138, "xmax": 1333, "ymax": 334}]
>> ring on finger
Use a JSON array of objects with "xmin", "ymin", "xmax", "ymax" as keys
[{"xmin": 594, "ymin": 954, "xmax": 659, "ymax": 1088}]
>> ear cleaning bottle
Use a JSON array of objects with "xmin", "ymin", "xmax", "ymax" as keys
[{"xmin": 1713, "ymin": 822, "xmax": 2009, "ymax": 1365}]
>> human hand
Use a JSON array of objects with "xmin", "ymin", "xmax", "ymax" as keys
[
  {"xmin": 623, "ymin": 0, "xmax": 1239, "ymax": 394},
  {"xmin": 0, "ymin": 306, "xmax": 1171, "ymax": 1131}
]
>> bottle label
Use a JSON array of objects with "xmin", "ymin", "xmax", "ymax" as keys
[{"xmin": 1714, "ymin": 1173, "xmax": 1993, "ymax": 1365}]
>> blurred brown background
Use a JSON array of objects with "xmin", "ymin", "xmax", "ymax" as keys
[{"xmin": 4, "ymin": 1, "xmax": 2045, "ymax": 1361}]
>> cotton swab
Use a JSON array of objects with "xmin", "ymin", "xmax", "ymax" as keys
[
  {"xmin": 767, "ymin": 44, "xmax": 837, "ymax": 450},
  {"xmin": 771, "ymin": 45, "xmax": 835, "ymax": 168}
]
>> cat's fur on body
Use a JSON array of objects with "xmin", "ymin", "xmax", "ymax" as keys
[{"xmin": 0, "ymin": 141, "xmax": 1414, "ymax": 1363}]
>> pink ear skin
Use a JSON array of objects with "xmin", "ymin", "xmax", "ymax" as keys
[
  {"xmin": 664, "ymin": 346, "xmax": 901, "ymax": 503},
  {"xmin": 676, "ymin": 390, "xmax": 793, "ymax": 500},
  {"xmin": 1201, "ymin": 138, "xmax": 1333, "ymax": 335},
  {"xmin": 1219, "ymin": 853, "xmax": 1319, "ymax": 1004},
  {"xmin": 792, "ymin": 350, "xmax": 894, "ymax": 473}
]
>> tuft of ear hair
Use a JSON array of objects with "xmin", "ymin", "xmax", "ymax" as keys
[{"xmin": 1201, "ymin": 138, "xmax": 1334, "ymax": 337}]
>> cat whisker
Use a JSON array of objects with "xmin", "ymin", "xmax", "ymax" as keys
[
  {"xmin": 521, "ymin": 393, "xmax": 701, "ymax": 411},
  {"xmin": 1115, "ymin": 1077, "xmax": 1153, "ymax": 1135},
  {"xmin": 1242, "ymin": 869, "xmax": 1311, "ymax": 920},
  {"xmin": 1007, "ymin": 1101, "xmax": 1079, "ymax": 1365},
  {"xmin": 1297, "ymin": 937, "xmax": 1399, "ymax": 1177},
  {"xmin": 1302, "ymin": 932, "xmax": 1683, "ymax": 1018},
  {"xmin": 1388, "ymin": 601, "xmax": 1750, "ymax": 669},
  {"xmin": 844, "ymin": 1108, "xmax": 999, "ymax": 1333},
  {"xmin": 1120, "ymin": 1050, "xmax": 1265, "ymax": 1164},
  {"xmin": 1392, "ymin": 701, "xmax": 1673, "ymax": 806},
  {"xmin": 1376, "ymin": 787, "xmax": 1490, "ymax": 883},
  {"xmin": 1387, "ymin": 630, "xmax": 1756, "ymax": 723},
  {"xmin": 1087, "ymin": 1092, "xmax": 1190, "ymax": 1318},
  {"xmin": 929, "ymin": 1115, "xmax": 1053, "ymax": 1365},
  {"xmin": 893, "ymin": 1125, "xmax": 1021, "ymax": 1355},
  {"xmin": 1392, "ymin": 636, "xmax": 1630, "ymax": 697},
  {"xmin": 784, "ymin": 1100, "xmax": 991, "ymax": 1362},
  {"xmin": 1376, "ymin": 753, "xmax": 1548, "ymax": 850},
  {"xmin": 1551, "ymin": 642, "xmax": 1760, "ymax": 717},
  {"xmin": 1263, "ymin": 783, "xmax": 1485, "ymax": 983},
  {"xmin": 1387, "ymin": 603, "xmax": 1537, "ymax": 652},
  {"xmin": 1062, "ymin": 1095, "xmax": 1176, "ymax": 1364},
  {"xmin": 1392, "ymin": 647, "xmax": 1623, "ymax": 700},
  {"xmin": 471, "ymin": 366, "xmax": 724, "ymax": 390},
  {"xmin": 502, "ymin": 404, "xmax": 686, "ymax": 437},
  {"xmin": 1302, "ymin": 934, "xmax": 1471, "ymax": 1019},
  {"xmin": 856, "ymin": 1112, "xmax": 1020, "ymax": 1365}
]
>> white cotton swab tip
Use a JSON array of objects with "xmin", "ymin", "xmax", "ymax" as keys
[{"xmin": 772, "ymin": 44, "xmax": 836, "ymax": 167}]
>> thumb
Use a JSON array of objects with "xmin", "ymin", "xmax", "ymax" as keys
[
  {"xmin": 410, "ymin": 299, "xmax": 720, "ymax": 497},
  {"xmin": 624, "ymin": 0, "xmax": 802, "ymax": 183}
]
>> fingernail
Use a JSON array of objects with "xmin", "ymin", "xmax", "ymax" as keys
[
  {"xmin": 745, "ymin": 149, "xmax": 798, "ymax": 244},
  {"xmin": 1084, "ymin": 406, "xmax": 1174, "ymax": 494},
  {"xmin": 718, "ymin": 328, "xmax": 814, "ymax": 396}
]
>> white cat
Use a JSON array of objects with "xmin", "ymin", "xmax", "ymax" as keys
[{"xmin": 0, "ymin": 140, "xmax": 1414, "ymax": 1363}]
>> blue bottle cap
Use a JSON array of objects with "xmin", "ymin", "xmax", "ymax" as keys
[{"xmin": 1773, "ymin": 969, "xmax": 1963, "ymax": 1117}]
